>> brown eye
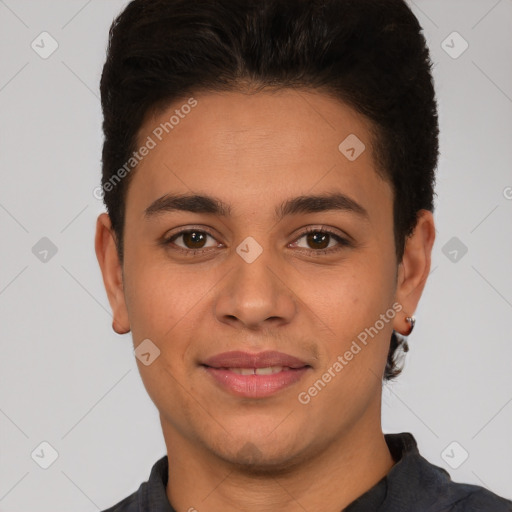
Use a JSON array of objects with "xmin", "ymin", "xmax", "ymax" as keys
[
  {"xmin": 292, "ymin": 229, "xmax": 348, "ymax": 252},
  {"xmin": 167, "ymin": 230, "xmax": 219, "ymax": 251},
  {"xmin": 305, "ymin": 232, "xmax": 330, "ymax": 250},
  {"xmin": 181, "ymin": 231, "xmax": 207, "ymax": 249}
]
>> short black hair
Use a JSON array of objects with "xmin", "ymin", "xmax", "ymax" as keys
[{"xmin": 100, "ymin": 0, "xmax": 439, "ymax": 380}]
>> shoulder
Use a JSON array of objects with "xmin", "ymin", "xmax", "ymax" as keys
[
  {"xmin": 100, "ymin": 455, "xmax": 169, "ymax": 512},
  {"xmin": 410, "ymin": 454, "xmax": 512, "ymax": 511},
  {"xmin": 383, "ymin": 433, "xmax": 512, "ymax": 511},
  {"xmin": 393, "ymin": 461, "xmax": 512, "ymax": 511},
  {"xmin": 101, "ymin": 490, "xmax": 139, "ymax": 512},
  {"xmin": 440, "ymin": 484, "xmax": 512, "ymax": 512}
]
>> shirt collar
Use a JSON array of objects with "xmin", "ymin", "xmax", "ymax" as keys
[
  {"xmin": 344, "ymin": 432, "xmax": 419, "ymax": 511},
  {"xmin": 138, "ymin": 455, "xmax": 174, "ymax": 512},
  {"xmin": 135, "ymin": 432, "xmax": 486, "ymax": 512}
]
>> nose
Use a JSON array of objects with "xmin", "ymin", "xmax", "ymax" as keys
[{"xmin": 213, "ymin": 242, "xmax": 297, "ymax": 331}]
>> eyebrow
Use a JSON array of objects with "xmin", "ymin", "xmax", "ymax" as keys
[{"xmin": 144, "ymin": 192, "xmax": 369, "ymax": 221}]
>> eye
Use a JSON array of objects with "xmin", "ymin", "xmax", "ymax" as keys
[
  {"xmin": 162, "ymin": 226, "xmax": 351, "ymax": 257},
  {"xmin": 290, "ymin": 227, "xmax": 350, "ymax": 254},
  {"xmin": 165, "ymin": 229, "xmax": 220, "ymax": 252}
]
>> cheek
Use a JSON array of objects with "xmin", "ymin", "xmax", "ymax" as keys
[
  {"xmin": 122, "ymin": 259, "xmax": 199, "ymax": 409},
  {"xmin": 303, "ymin": 261, "xmax": 397, "ymax": 411},
  {"xmin": 306, "ymin": 255, "xmax": 396, "ymax": 338},
  {"xmin": 122, "ymin": 250, "xmax": 199, "ymax": 345}
]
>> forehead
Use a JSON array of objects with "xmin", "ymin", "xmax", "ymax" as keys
[{"xmin": 126, "ymin": 89, "xmax": 391, "ymax": 217}]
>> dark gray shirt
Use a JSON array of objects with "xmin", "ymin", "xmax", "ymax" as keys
[{"xmin": 102, "ymin": 432, "xmax": 512, "ymax": 511}]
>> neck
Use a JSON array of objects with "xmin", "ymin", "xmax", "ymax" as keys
[{"xmin": 163, "ymin": 414, "xmax": 395, "ymax": 511}]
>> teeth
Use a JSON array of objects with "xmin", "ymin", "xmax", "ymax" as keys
[
  {"xmin": 255, "ymin": 366, "xmax": 283, "ymax": 375},
  {"xmin": 229, "ymin": 366, "xmax": 286, "ymax": 375},
  {"xmin": 231, "ymin": 368, "xmax": 256, "ymax": 375}
]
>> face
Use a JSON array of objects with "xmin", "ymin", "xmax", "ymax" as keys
[{"xmin": 96, "ymin": 89, "xmax": 433, "ymax": 470}]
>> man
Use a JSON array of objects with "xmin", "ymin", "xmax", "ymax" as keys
[{"xmin": 95, "ymin": 0, "xmax": 512, "ymax": 510}]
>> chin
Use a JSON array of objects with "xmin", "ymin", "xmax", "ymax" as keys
[{"xmin": 212, "ymin": 433, "xmax": 313, "ymax": 476}]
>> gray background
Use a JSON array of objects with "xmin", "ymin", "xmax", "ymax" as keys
[{"xmin": 0, "ymin": 0, "xmax": 511, "ymax": 510}]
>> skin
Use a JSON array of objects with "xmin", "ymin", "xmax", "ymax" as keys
[{"xmin": 95, "ymin": 89, "xmax": 435, "ymax": 512}]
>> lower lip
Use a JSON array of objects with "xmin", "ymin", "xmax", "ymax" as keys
[{"xmin": 204, "ymin": 367, "xmax": 310, "ymax": 398}]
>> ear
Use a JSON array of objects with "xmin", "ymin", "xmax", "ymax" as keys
[
  {"xmin": 95, "ymin": 213, "xmax": 130, "ymax": 334},
  {"xmin": 393, "ymin": 210, "xmax": 435, "ymax": 335}
]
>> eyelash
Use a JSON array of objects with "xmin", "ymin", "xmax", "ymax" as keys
[
  {"xmin": 162, "ymin": 226, "xmax": 351, "ymax": 257},
  {"xmin": 293, "ymin": 227, "xmax": 352, "ymax": 255}
]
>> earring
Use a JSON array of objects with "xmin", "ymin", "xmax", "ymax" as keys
[{"xmin": 404, "ymin": 316, "xmax": 415, "ymax": 336}]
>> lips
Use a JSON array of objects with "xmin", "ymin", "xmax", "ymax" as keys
[
  {"xmin": 203, "ymin": 350, "xmax": 309, "ymax": 369},
  {"xmin": 202, "ymin": 350, "xmax": 311, "ymax": 398}
]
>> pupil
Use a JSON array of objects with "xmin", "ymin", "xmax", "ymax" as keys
[
  {"xmin": 307, "ymin": 232, "xmax": 329, "ymax": 249},
  {"xmin": 184, "ymin": 231, "xmax": 206, "ymax": 248}
]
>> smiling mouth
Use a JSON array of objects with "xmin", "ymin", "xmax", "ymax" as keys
[
  {"xmin": 201, "ymin": 352, "xmax": 311, "ymax": 398},
  {"xmin": 226, "ymin": 366, "xmax": 294, "ymax": 375}
]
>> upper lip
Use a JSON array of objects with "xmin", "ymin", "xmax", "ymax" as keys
[{"xmin": 202, "ymin": 350, "xmax": 309, "ymax": 369}]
